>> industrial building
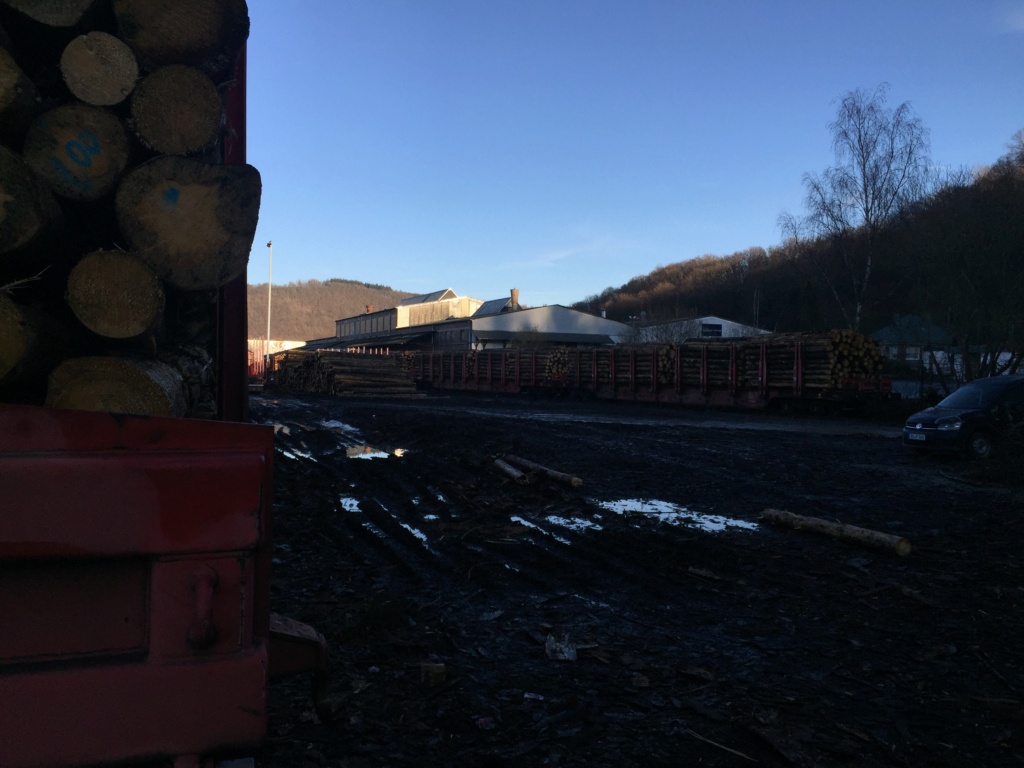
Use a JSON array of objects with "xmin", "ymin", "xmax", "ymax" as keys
[{"xmin": 310, "ymin": 288, "xmax": 631, "ymax": 353}]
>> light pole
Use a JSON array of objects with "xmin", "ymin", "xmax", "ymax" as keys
[{"xmin": 266, "ymin": 240, "xmax": 273, "ymax": 365}]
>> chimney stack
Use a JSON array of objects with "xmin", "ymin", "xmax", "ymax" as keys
[
  {"xmin": 365, "ymin": 305, "xmax": 374, "ymax": 314},
  {"xmin": 510, "ymin": 288, "xmax": 519, "ymax": 311}
]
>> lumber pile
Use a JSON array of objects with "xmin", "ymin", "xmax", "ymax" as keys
[
  {"xmin": 681, "ymin": 330, "xmax": 883, "ymax": 390},
  {"xmin": 272, "ymin": 350, "xmax": 421, "ymax": 398},
  {"xmin": 543, "ymin": 346, "xmax": 570, "ymax": 380},
  {"xmin": 0, "ymin": 0, "xmax": 257, "ymax": 417}
]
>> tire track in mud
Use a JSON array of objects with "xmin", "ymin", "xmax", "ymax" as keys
[{"xmin": 259, "ymin": 395, "xmax": 764, "ymax": 613}]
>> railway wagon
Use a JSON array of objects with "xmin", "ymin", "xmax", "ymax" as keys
[{"xmin": 408, "ymin": 330, "xmax": 894, "ymax": 412}]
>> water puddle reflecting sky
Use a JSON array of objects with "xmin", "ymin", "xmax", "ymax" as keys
[{"xmin": 595, "ymin": 498, "xmax": 757, "ymax": 533}]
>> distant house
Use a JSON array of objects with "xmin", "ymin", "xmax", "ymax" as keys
[
  {"xmin": 630, "ymin": 315, "xmax": 770, "ymax": 344},
  {"xmin": 311, "ymin": 288, "xmax": 630, "ymax": 353},
  {"xmin": 871, "ymin": 315, "xmax": 954, "ymax": 370}
]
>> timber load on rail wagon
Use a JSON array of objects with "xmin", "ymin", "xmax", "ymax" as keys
[{"xmin": 406, "ymin": 329, "xmax": 894, "ymax": 411}]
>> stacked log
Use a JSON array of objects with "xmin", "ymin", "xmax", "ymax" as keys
[
  {"xmin": 272, "ymin": 350, "xmax": 421, "ymax": 398},
  {"xmin": 0, "ymin": 0, "xmax": 256, "ymax": 417},
  {"xmin": 677, "ymin": 330, "xmax": 884, "ymax": 390},
  {"xmin": 655, "ymin": 343, "xmax": 675, "ymax": 384},
  {"xmin": 544, "ymin": 346, "xmax": 570, "ymax": 380}
]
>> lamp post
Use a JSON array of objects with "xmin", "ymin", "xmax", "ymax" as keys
[{"xmin": 266, "ymin": 240, "xmax": 272, "ymax": 367}]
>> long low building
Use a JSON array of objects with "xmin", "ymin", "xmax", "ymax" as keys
[{"xmin": 308, "ymin": 288, "xmax": 631, "ymax": 353}]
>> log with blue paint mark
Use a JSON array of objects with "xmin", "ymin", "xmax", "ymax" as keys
[{"xmin": 115, "ymin": 154, "xmax": 261, "ymax": 290}]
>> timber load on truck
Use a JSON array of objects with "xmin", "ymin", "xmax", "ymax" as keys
[
  {"xmin": 0, "ymin": 2, "xmax": 327, "ymax": 766},
  {"xmin": 407, "ymin": 329, "xmax": 894, "ymax": 411}
]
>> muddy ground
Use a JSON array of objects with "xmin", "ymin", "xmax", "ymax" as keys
[{"xmin": 247, "ymin": 390, "xmax": 1023, "ymax": 768}]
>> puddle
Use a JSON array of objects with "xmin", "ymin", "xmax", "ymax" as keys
[
  {"xmin": 346, "ymin": 445, "xmax": 405, "ymax": 460},
  {"xmin": 400, "ymin": 522, "xmax": 431, "ymax": 546},
  {"xmin": 511, "ymin": 515, "xmax": 571, "ymax": 545},
  {"xmin": 595, "ymin": 498, "xmax": 757, "ymax": 533},
  {"xmin": 320, "ymin": 419, "xmax": 361, "ymax": 435},
  {"xmin": 546, "ymin": 515, "xmax": 604, "ymax": 533},
  {"xmin": 277, "ymin": 447, "xmax": 317, "ymax": 462}
]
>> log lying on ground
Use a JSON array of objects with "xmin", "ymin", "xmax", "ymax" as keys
[
  {"xmin": 494, "ymin": 457, "xmax": 528, "ymax": 484},
  {"xmin": 115, "ymin": 155, "xmax": 261, "ymax": 289},
  {"xmin": 0, "ymin": 145, "xmax": 60, "ymax": 254},
  {"xmin": 60, "ymin": 30, "xmax": 139, "ymax": 106},
  {"xmin": 66, "ymin": 248, "xmax": 164, "ymax": 338},
  {"xmin": 112, "ymin": 0, "xmax": 250, "ymax": 78},
  {"xmin": 504, "ymin": 454, "xmax": 583, "ymax": 488},
  {"xmin": 23, "ymin": 102, "xmax": 130, "ymax": 201},
  {"xmin": 46, "ymin": 354, "xmax": 187, "ymax": 417},
  {"xmin": 761, "ymin": 508, "xmax": 912, "ymax": 557},
  {"xmin": 130, "ymin": 65, "xmax": 221, "ymax": 154},
  {"xmin": 0, "ymin": 45, "xmax": 42, "ymax": 142}
]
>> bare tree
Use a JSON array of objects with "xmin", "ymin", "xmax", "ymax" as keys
[{"xmin": 795, "ymin": 84, "xmax": 931, "ymax": 331}]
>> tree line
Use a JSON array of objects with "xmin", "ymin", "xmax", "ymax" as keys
[
  {"xmin": 247, "ymin": 278, "xmax": 411, "ymax": 341},
  {"xmin": 574, "ymin": 86, "xmax": 1023, "ymax": 380}
]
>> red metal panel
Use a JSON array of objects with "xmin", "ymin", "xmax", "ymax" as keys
[
  {"xmin": 0, "ymin": 649, "xmax": 267, "ymax": 767},
  {"xmin": 0, "ymin": 404, "xmax": 274, "ymax": 767},
  {"xmin": 0, "ymin": 453, "xmax": 262, "ymax": 559},
  {"xmin": 0, "ymin": 559, "xmax": 148, "ymax": 662}
]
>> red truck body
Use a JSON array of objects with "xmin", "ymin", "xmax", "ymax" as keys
[
  {"xmin": 0, "ymin": 404, "xmax": 274, "ymax": 767},
  {"xmin": 0, "ymin": 45, "xmax": 325, "ymax": 767}
]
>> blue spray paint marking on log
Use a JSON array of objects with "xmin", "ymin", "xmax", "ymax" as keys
[
  {"xmin": 49, "ymin": 129, "xmax": 103, "ymax": 194},
  {"xmin": 163, "ymin": 187, "xmax": 180, "ymax": 206}
]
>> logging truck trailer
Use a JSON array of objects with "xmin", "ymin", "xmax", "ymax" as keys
[
  {"xmin": 0, "ymin": 13, "xmax": 327, "ymax": 766},
  {"xmin": 408, "ymin": 333, "xmax": 895, "ymax": 412}
]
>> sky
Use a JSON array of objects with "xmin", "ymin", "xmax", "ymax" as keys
[{"xmin": 244, "ymin": 1, "xmax": 1024, "ymax": 307}]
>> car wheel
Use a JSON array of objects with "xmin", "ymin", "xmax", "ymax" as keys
[{"xmin": 967, "ymin": 431, "xmax": 994, "ymax": 460}]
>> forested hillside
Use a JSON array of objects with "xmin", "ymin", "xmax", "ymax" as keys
[
  {"xmin": 573, "ymin": 96, "xmax": 1024, "ymax": 378},
  {"xmin": 247, "ymin": 279, "xmax": 412, "ymax": 341},
  {"xmin": 573, "ymin": 156, "xmax": 1022, "ymax": 374}
]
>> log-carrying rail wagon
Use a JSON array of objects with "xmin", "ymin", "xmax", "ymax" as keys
[{"xmin": 407, "ymin": 331, "xmax": 894, "ymax": 412}]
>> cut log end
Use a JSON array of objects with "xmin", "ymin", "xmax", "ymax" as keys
[
  {"xmin": 130, "ymin": 65, "xmax": 222, "ymax": 155},
  {"xmin": 113, "ymin": 0, "xmax": 250, "ymax": 78},
  {"xmin": 0, "ymin": 292, "xmax": 29, "ymax": 381},
  {"xmin": 3, "ymin": 0, "xmax": 98, "ymax": 27},
  {"xmin": 46, "ymin": 355, "xmax": 186, "ymax": 417},
  {"xmin": 23, "ymin": 103, "xmax": 130, "ymax": 201},
  {"xmin": 115, "ymin": 155, "xmax": 261, "ymax": 290},
  {"xmin": 0, "ymin": 145, "xmax": 60, "ymax": 254},
  {"xmin": 66, "ymin": 249, "xmax": 164, "ymax": 338},
  {"xmin": 60, "ymin": 31, "xmax": 139, "ymax": 106},
  {"xmin": 0, "ymin": 45, "xmax": 42, "ymax": 142}
]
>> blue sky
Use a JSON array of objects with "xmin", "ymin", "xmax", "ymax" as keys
[{"xmin": 245, "ymin": 1, "xmax": 1023, "ymax": 307}]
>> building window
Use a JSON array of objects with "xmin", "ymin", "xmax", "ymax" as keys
[
  {"xmin": 905, "ymin": 346, "xmax": 921, "ymax": 362},
  {"xmin": 701, "ymin": 323, "xmax": 723, "ymax": 337}
]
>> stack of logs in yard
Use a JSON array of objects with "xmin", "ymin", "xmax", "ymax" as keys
[
  {"xmin": 672, "ymin": 329, "xmax": 884, "ymax": 390},
  {"xmin": 271, "ymin": 349, "xmax": 421, "ymax": 399},
  {"xmin": 0, "ymin": 0, "xmax": 257, "ymax": 418}
]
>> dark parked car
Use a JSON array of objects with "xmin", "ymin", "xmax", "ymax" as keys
[{"xmin": 903, "ymin": 375, "xmax": 1024, "ymax": 459}]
